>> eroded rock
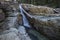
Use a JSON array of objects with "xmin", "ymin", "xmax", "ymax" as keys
[
  {"xmin": 18, "ymin": 26, "xmax": 31, "ymax": 40},
  {"xmin": 0, "ymin": 28, "xmax": 21, "ymax": 40},
  {"xmin": 22, "ymin": 4, "xmax": 55, "ymax": 15},
  {"xmin": 22, "ymin": 4, "xmax": 60, "ymax": 40},
  {"xmin": 0, "ymin": 9, "xmax": 5, "ymax": 22},
  {"xmin": 29, "ymin": 16, "xmax": 60, "ymax": 40}
]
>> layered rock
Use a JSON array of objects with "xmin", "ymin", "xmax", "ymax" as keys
[
  {"xmin": 22, "ymin": 4, "xmax": 60, "ymax": 17},
  {"xmin": 22, "ymin": 4, "xmax": 57, "ymax": 15},
  {"xmin": 0, "ymin": 2, "xmax": 21, "ymax": 40},
  {"xmin": 0, "ymin": 2, "xmax": 22, "ymax": 27},
  {"xmin": 32, "ymin": 16, "xmax": 60, "ymax": 40},
  {"xmin": 22, "ymin": 4, "xmax": 60, "ymax": 40},
  {"xmin": 0, "ymin": 3, "xmax": 32, "ymax": 40},
  {"xmin": 18, "ymin": 26, "xmax": 31, "ymax": 40},
  {"xmin": 0, "ymin": 9, "xmax": 5, "ymax": 22}
]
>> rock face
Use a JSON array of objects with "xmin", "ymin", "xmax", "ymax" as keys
[
  {"xmin": 22, "ymin": 4, "xmax": 55, "ymax": 15},
  {"xmin": 55, "ymin": 8, "xmax": 60, "ymax": 13},
  {"xmin": 0, "ymin": 3, "xmax": 32, "ymax": 40},
  {"xmin": 18, "ymin": 26, "xmax": 31, "ymax": 40},
  {"xmin": 22, "ymin": 4, "xmax": 60, "ymax": 40},
  {"xmin": 0, "ymin": 9, "xmax": 5, "ymax": 22},
  {"xmin": 0, "ymin": 2, "xmax": 22, "ymax": 28},
  {"xmin": 0, "ymin": 2, "xmax": 22, "ymax": 40},
  {"xmin": 31, "ymin": 16, "xmax": 60, "ymax": 40},
  {"xmin": 27, "ymin": 13, "xmax": 60, "ymax": 40},
  {"xmin": 0, "ymin": 28, "xmax": 21, "ymax": 40}
]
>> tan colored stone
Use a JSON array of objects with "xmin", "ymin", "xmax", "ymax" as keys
[{"xmin": 22, "ymin": 4, "xmax": 55, "ymax": 15}]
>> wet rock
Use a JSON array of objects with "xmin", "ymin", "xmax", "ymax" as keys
[
  {"xmin": 22, "ymin": 4, "xmax": 55, "ymax": 15},
  {"xmin": 2, "ymin": 13, "xmax": 22, "ymax": 28},
  {"xmin": 29, "ymin": 16, "xmax": 60, "ymax": 40},
  {"xmin": 0, "ymin": 28, "xmax": 21, "ymax": 40},
  {"xmin": 0, "ymin": 2, "xmax": 22, "ymax": 27},
  {"xmin": 5, "ymin": 17, "xmax": 19, "ymax": 28},
  {"xmin": 55, "ymin": 8, "xmax": 60, "ymax": 13},
  {"xmin": 17, "ymin": 14, "xmax": 22, "ymax": 25},
  {"xmin": 18, "ymin": 26, "xmax": 31, "ymax": 40},
  {"xmin": 0, "ymin": 17, "xmax": 19, "ymax": 31},
  {"xmin": 0, "ymin": 9, "xmax": 5, "ymax": 22},
  {"xmin": 0, "ymin": 2, "xmax": 24, "ymax": 40},
  {"xmin": 22, "ymin": 4, "xmax": 60, "ymax": 17},
  {"xmin": 22, "ymin": 4, "xmax": 60, "ymax": 40}
]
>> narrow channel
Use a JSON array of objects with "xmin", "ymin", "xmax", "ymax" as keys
[{"xmin": 19, "ymin": 4, "xmax": 31, "ymax": 28}]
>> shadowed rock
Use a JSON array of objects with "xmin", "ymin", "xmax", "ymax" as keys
[
  {"xmin": 0, "ymin": 9, "xmax": 5, "ymax": 22},
  {"xmin": 22, "ymin": 4, "xmax": 60, "ymax": 40},
  {"xmin": 0, "ymin": 2, "xmax": 22, "ymax": 40},
  {"xmin": 32, "ymin": 16, "xmax": 60, "ymax": 40}
]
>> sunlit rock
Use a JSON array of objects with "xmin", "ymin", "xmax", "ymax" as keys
[
  {"xmin": 22, "ymin": 4, "xmax": 60, "ymax": 17},
  {"xmin": 22, "ymin": 4, "xmax": 56, "ymax": 15}
]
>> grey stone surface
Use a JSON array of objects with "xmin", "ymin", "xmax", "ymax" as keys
[
  {"xmin": 18, "ymin": 26, "xmax": 31, "ymax": 40},
  {"xmin": 0, "ymin": 9, "xmax": 5, "ymax": 22},
  {"xmin": 29, "ymin": 16, "xmax": 60, "ymax": 40},
  {"xmin": 0, "ymin": 28, "xmax": 21, "ymax": 40},
  {"xmin": 5, "ymin": 17, "xmax": 19, "ymax": 28}
]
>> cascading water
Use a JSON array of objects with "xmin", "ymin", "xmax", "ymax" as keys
[
  {"xmin": 19, "ymin": 4, "xmax": 49, "ymax": 40},
  {"xmin": 19, "ymin": 4, "xmax": 31, "ymax": 28}
]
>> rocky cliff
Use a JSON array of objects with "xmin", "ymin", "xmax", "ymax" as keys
[{"xmin": 23, "ymin": 4, "xmax": 60, "ymax": 40}]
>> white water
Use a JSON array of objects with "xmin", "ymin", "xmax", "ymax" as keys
[{"xmin": 19, "ymin": 4, "xmax": 31, "ymax": 28}]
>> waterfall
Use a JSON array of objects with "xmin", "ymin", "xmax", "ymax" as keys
[
  {"xmin": 19, "ymin": 4, "xmax": 49, "ymax": 40},
  {"xmin": 19, "ymin": 4, "xmax": 31, "ymax": 28}
]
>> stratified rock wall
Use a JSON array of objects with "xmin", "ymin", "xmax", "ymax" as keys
[
  {"xmin": 32, "ymin": 16, "xmax": 60, "ymax": 40},
  {"xmin": 0, "ymin": 2, "xmax": 22, "ymax": 40},
  {"xmin": 23, "ymin": 4, "xmax": 60, "ymax": 40},
  {"xmin": 22, "ymin": 4, "xmax": 55, "ymax": 15}
]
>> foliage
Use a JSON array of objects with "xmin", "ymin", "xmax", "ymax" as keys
[{"xmin": 18, "ymin": 0, "xmax": 60, "ymax": 8}]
